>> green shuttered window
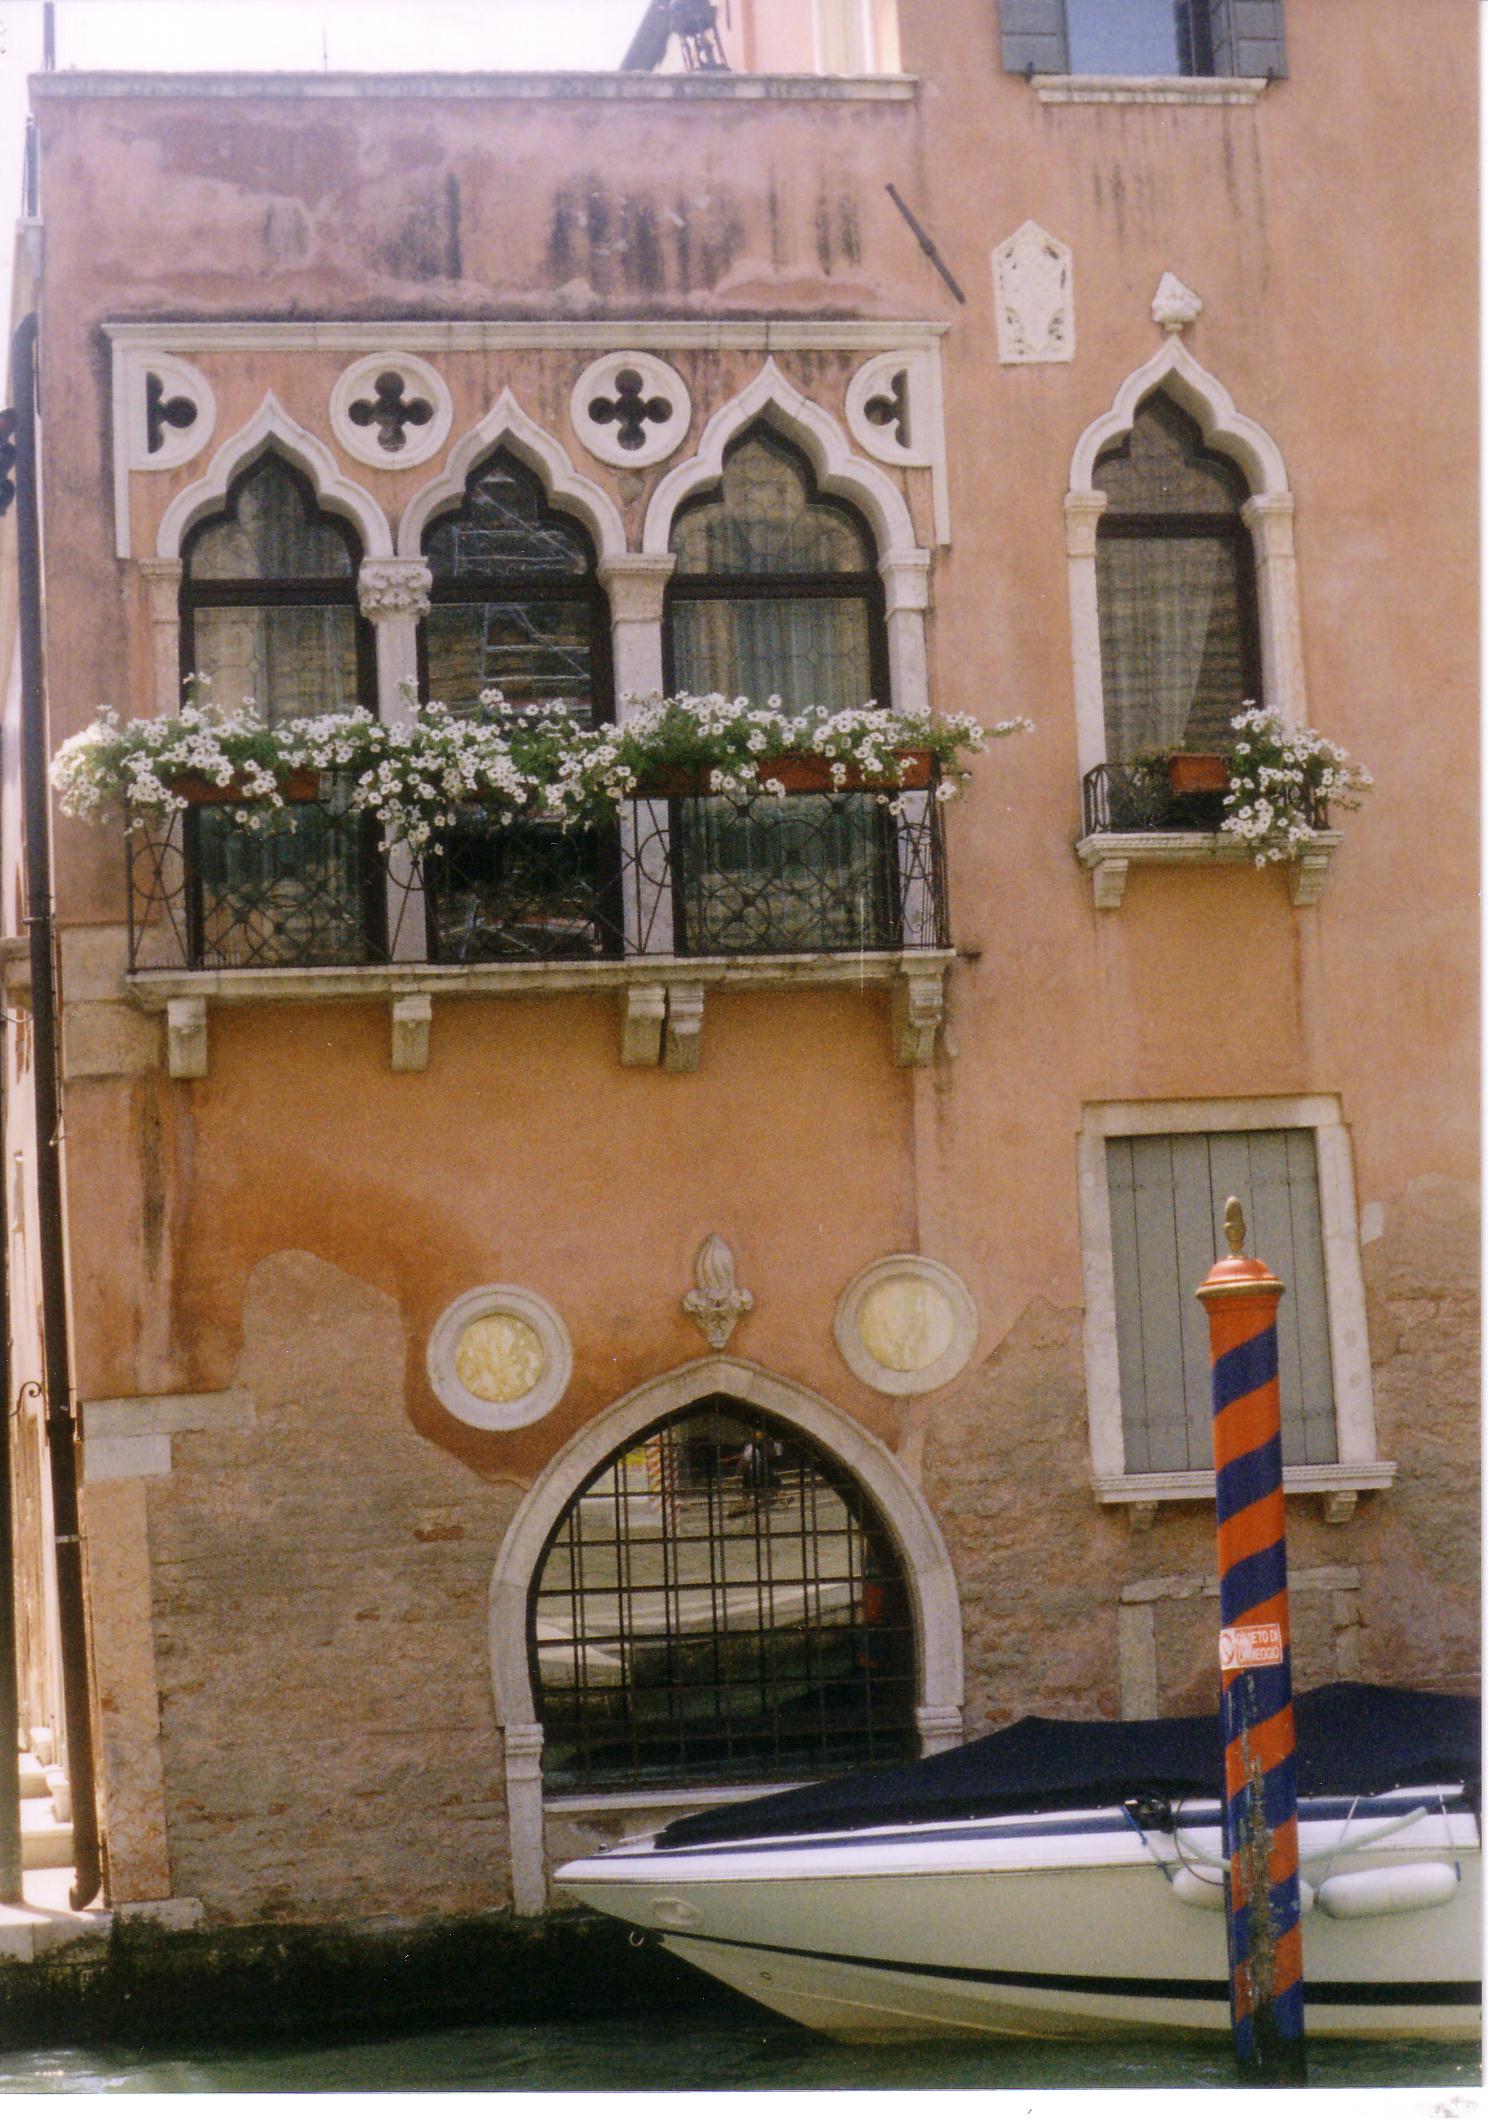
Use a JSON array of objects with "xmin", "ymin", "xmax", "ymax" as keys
[
  {"xmin": 999, "ymin": 0, "xmax": 1287, "ymax": 79},
  {"xmin": 1107, "ymin": 1129, "xmax": 1336, "ymax": 1475}
]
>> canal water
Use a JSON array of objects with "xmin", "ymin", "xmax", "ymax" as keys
[{"xmin": 0, "ymin": 2017, "xmax": 1477, "ymax": 2097}]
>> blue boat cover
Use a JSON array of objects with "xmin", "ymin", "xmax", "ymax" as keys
[{"xmin": 655, "ymin": 1683, "xmax": 1480, "ymax": 1848}]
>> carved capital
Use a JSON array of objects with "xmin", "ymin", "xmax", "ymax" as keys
[
  {"xmin": 1064, "ymin": 490, "xmax": 1108, "ymax": 558},
  {"xmin": 598, "ymin": 553, "xmax": 676, "ymax": 627},
  {"xmin": 914, "ymin": 1703, "xmax": 965, "ymax": 1755},
  {"xmin": 683, "ymin": 1235, "xmax": 754, "ymax": 1351},
  {"xmin": 357, "ymin": 558, "xmax": 433, "ymax": 622}
]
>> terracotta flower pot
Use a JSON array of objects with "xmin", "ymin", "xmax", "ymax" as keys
[
  {"xmin": 1167, "ymin": 753, "xmax": 1230, "ymax": 796},
  {"xmin": 175, "ymin": 769, "xmax": 321, "ymax": 806},
  {"xmin": 638, "ymin": 749, "xmax": 934, "ymax": 799}
]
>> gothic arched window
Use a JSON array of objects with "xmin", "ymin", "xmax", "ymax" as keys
[
  {"xmin": 181, "ymin": 450, "xmax": 372, "ymax": 721},
  {"xmin": 530, "ymin": 1396, "xmax": 917, "ymax": 1791},
  {"xmin": 420, "ymin": 449, "xmax": 611, "ymax": 723},
  {"xmin": 666, "ymin": 425, "xmax": 887, "ymax": 713},
  {"xmin": 1094, "ymin": 392, "xmax": 1261, "ymax": 761}
]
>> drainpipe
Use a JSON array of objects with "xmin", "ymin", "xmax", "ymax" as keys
[{"xmin": 11, "ymin": 313, "xmax": 102, "ymax": 1911}]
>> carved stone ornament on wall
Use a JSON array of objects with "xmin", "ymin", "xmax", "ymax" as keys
[
  {"xmin": 682, "ymin": 1235, "xmax": 754, "ymax": 1350},
  {"xmin": 834, "ymin": 1254, "xmax": 978, "ymax": 1397},
  {"xmin": 122, "ymin": 350, "xmax": 216, "ymax": 473},
  {"xmin": 992, "ymin": 222, "xmax": 1075, "ymax": 366},
  {"xmin": 426, "ymin": 1285, "xmax": 573, "ymax": 1431},
  {"xmin": 1151, "ymin": 272, "xmax": 1204, "ymax": 334},
  {"xmin": 330, "ymin": 351, "xmax": 453, "ymax": 470},
  {"xmin": 570, "ymin": 351, "xmax": 692, "ymax": 470}
]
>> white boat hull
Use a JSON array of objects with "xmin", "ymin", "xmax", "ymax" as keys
[{"xmin": 559, "ymin": 1793, "xmax": 1482, "ymax": 2042}]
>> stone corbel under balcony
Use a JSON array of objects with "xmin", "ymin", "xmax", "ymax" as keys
[
  {"xmin": 131, "ymin": 952, "xmax": 954, "ymax": 1081},
  {"xmin": 1094, "ymin": 1460, "xmax": 1397, "ymax": 1532},
  {"xmin": 1076, "ymin": 829, "xmax": 1343, "ymax": 911}
]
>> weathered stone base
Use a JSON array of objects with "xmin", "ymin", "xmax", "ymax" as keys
[{"xmin": 0, "ymin": 1907, "xmax": 746, "ymax": 2046}]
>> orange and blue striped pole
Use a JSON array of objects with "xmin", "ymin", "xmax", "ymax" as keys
[{"xmin": 1196, "ymin": 1197, "xmax": 1306, "ymax": 2086}]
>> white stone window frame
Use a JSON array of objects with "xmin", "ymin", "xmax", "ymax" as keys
[
  {"xmin": 488, "ymin": 1353, "xmax": 965, "ymax": 1913},
  {"xmin": 844, "ymin": 347, "xmax": 949, "ymax": 546},
  {"xmin": 1076, "ymin": 1095, "xmax": 1395, "ymax": 1528},
  {"xmin": 1066, "ymin": 338, "xmax": 1326, "ymax": 908},
  {"xmin": 110, "ymin": 347, "xmax": 217, "ymax": 552}
]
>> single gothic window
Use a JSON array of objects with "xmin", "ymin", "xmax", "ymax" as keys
[
  {"xmin": 179, "ymin": 452, "xmax": 377, "ymax": 968},
  {"xmin": 530, "ymin": 1396, "xmax": 917, "ymax": 1792},
  {"xmin": 182, "ymin": 451, "xmax": 367, "ymax": 723},
  {"xmin": 667, "ymin": 425, "xmax": 884, "ymax": 714},
  {"xmin": 421, "ymin": 450, "xmax": 610, "ymax": 723},
  {"xmin": 1094, "ymin": 393, "xmax": 1260, "ymax": 760}
]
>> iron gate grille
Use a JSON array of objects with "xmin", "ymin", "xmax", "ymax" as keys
[{"xmin": 530, "ymin": 1397, "xmax": 917, "ymax": 1791}]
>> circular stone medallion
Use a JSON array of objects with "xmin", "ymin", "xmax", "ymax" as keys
[
  {"xmin": 834, "ymin": 1255, "xmax": 977, "ymax": 1397},
  {"xmin": 428, "ymin": 1285, "xmax": 572, "ymax": 1431}
]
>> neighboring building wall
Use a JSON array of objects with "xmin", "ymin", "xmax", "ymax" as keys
[{"xmin": 9, "ymin": 0, "xmax": 1477, "ymax": 1922}]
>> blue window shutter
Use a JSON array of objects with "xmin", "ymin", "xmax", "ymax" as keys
[
  {"xmin": 1208, "ymin": 0, "xmax": 1288, "ymax": 79},
  {"xmin": 1000, "ymin": 0, "xmax": 1069, "ymax": 76}
]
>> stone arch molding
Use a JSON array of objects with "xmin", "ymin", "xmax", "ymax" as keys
[
  {"xmin": 1065, "ymin": 338, "xmax": 1306, "ymax": 780},
  {"xmin": 642, "ymin": 357, "xmax": 921, "ymax": 561},
  {"xmin": 1069, "ymin": 337, "xmax": 1290, "ymax": 498},
  {"xmin": 489, "ymin": 1353, "xmax": 965, "ymax": 1913},
  {"xmin": 396, "ymin": 387, "xmax": 627, "ymax": 563},
  {"xmin": 155, "ymin": 392, "xmax": 394, "ymax": 561}
]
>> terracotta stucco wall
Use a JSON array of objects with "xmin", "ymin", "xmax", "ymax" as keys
[{"xmin": 17, "ymin": 0, "xmax": 1477, "ymax": 1922}]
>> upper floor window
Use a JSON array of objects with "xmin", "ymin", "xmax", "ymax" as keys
[
  {"xmin": 999, "ymin": 0, "xmax": 1287, "ymax": 80},
  {"xmin": 420, "ymin": 448, "xmax": 612, "ymax": 725},
  {"xmin": 181, "ymin": 450, "xmax": 371, "ymax": 720},
  {"xmin": 815, "ymin": 0, "xmax": 898, "ymax": 73},
  {"xmin": 1094, "ymin": 392, "xmax": 1260, "ymax": 761},
  {"xmin": 667, "ymin": 424, "xmax": 887, "ymax": 711},
  {"xmin": 530, "ymin": 1394, "xmax": 916, "ymax": 1792}
]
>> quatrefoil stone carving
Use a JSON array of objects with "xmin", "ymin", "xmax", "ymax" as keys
[
  {"xmin": 330, "ymin": 351, "xmax": 452, "ymax": 470},
  {"xmin": 571, "ymin": 351, "xmax": 690, "ymax": 470}
]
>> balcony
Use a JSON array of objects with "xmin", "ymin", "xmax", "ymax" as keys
[
  {"xmin": 124, "ymin": 778, "xmax": 953, "ymax": 1077},
  {"xmin": 1075, "ymin": 763, "xmax": 1341, "ymax": 911}
]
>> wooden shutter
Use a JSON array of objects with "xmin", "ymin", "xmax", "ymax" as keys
[
  {"xmin": 1108, "ymin": 1128, "xmax": 1335, "ymax": 1475},
  {"xmin": 999, "ymin": 0, "xmax": 1069, "ymax": 76},
  {"xmin": 1207, "ymin": 0, "xmax": 1288, "ymax": 79}
]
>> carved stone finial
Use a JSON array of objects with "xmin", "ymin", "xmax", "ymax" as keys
[
  {"xmin": 1223, "ymin": 1197, "xmax": 1247, "ymax": 1258},
  {"xmin": 1152, "ymin": 272, "xmax": 1204, "ymax": 333},
  {"xmin": 683, "ymin": 1235, "xmax": 753, "ymax": 1350}
]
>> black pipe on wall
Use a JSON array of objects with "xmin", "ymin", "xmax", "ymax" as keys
[{"xmin": 11, "ymin": 312, "xmax": 102, "ymax": 1911}]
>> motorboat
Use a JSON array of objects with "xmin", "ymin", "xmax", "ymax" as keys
[{"xmin": 556, "ymin": 1682, "xmax": 1481, "ymax": 2042}]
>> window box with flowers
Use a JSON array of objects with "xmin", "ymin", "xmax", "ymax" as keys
[
  {"xmin": 53, "ymin": 689, "xmax": 1029, "ymax": 1077},
  {"xmin": 1075, "ymin": 707, "xmax": 1370, "ymax": 910}
]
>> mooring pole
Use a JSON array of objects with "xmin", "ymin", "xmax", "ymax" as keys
[{"xmin": 1196, "ymin": 1198, "xmax": 1306, "ymax": 2086}]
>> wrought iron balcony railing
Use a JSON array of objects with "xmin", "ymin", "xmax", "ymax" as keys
[
  {"xmin": 125, "ymin": 777, "xmax": 950, "ymax": 975},
  {"xmin": 1081, "ymin": 762, "xmax": 1329, "ymax": 838}
]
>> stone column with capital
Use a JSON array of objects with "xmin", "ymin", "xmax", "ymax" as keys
[
  {"xmin": 358, "ymin": 558, "xmax": 432, "ymax": 726},
  {"xmin": 358, "ymin": 559, "xmax": 434, "ymax": 962},
  {"xmin": 138, "ymin": 558, "xmax": 184, "ymax": 715},
  {"xmin": 598, "ymin": 553, "xmax": 675, "ymax": 715}
]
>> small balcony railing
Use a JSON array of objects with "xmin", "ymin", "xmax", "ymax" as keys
[
  {"xmin": 1081, "ymin": 762, "xmax": 1329, "ymax": 838},
  {"xmin": 125, "ymin": 776, "xmax": 950, "ymax": 975}
]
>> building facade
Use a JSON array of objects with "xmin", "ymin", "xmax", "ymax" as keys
[{"xmin": 0, "ymin": 0, "xmax": 1476, "ymax": 1929}]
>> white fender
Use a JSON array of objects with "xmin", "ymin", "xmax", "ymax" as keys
[{"xmin": 1316, "ymin": 1863, "xmax": 1460, "ymax": 1921}]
